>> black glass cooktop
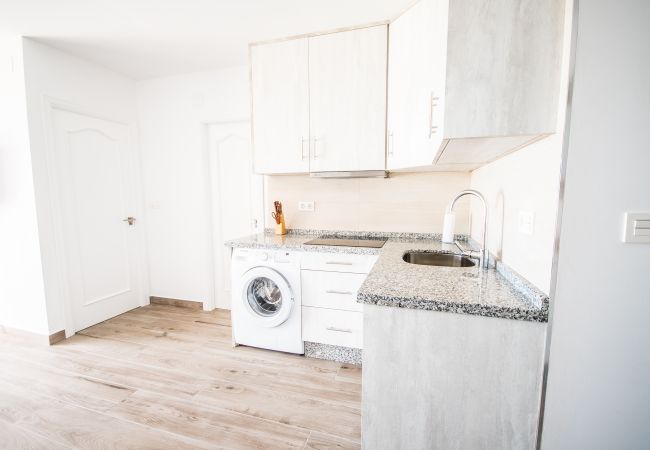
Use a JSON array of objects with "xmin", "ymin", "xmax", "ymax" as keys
[{"xmin": 304, "ymin": 237, "xmax": 387, "ymax": 248}]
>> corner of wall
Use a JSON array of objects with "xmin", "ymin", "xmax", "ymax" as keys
[{"xmin": 0, "ymin": 34, "xmax": 50, "ymax": 334}]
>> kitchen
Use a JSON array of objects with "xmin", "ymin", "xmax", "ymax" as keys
[{"xmin": 0, "ymin": 0, "xmax": 648, "ymax": 449}]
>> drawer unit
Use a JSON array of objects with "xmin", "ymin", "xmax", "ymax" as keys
[
  {"xmin": 301, "ymin": 270, "xmax": 365, "ymax": 312},
  {"xmin": 302, "ymin": 306, "xmax": 363, "ymax": 349},
  {"xmin": 301, "ymin": 252, "xmax": 378, "ymax": 273}
]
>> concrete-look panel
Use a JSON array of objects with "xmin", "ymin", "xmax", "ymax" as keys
[{"xmin": 362, "ymin": 304, "xmax": 546, "ymax": 449}]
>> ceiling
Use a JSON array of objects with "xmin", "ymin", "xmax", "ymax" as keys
[{"xmin": 0, "ymin": 0, "xmax": 415, "ymax": 80}]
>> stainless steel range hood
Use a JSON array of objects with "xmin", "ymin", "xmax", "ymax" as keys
[{"xmin": 309, "ymin": 170, "xmax": 389, "ymax": 179}]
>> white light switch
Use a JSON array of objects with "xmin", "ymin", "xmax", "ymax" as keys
[
  {"xmin": 298, "ymin": 201, "xmax": 315, "ymax": 212},
  {"xmin": 624, "ymin": 213, "xmax": 650, "ymax": 243},
  {"xmin": 518, "ymin": 211, "xmax": 535, "ymax": 235}
]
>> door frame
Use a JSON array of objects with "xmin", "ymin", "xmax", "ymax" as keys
[
  {"xmin": 202, "ymin": 119, "xmax": 264, "ymax": 311},
  {"xmin": 42, "ymin": 96, "xmax": 150, "ymax": 338}
]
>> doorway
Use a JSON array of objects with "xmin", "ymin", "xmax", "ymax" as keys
[
  {"xmin": 207, "ymin": 121, "xmax": 263, "ymax": 310},
  {"xmin": 51, "ymin": 107, "xmax": 145, "ymax": 332}
]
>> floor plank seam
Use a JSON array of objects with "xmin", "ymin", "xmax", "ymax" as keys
[{"xmin": 302, "ymin": 431, "xmax": 312, "ymax": 450}]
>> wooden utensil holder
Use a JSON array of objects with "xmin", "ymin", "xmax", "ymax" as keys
[{"xmin": 274, "ymin": 217, "xmax": 287, "ymax": 235}]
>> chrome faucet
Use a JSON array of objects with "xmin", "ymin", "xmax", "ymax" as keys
[{"xmin": 447, "ymin": 190, "xmax": 489, "ymax": 269}]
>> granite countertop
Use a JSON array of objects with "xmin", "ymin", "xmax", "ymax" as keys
[{"xmin": 225, "ymin": 229, "xmax": 549, "ymax": 323}]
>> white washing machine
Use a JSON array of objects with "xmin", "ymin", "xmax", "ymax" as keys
[{"xmin": 230, "ymin": 248, "xmax": 303, "ymax": 354}]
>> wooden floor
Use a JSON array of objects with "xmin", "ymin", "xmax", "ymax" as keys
[{"xmin": 0, "ymin": 304, "xmax": 362, "ymax": 449}]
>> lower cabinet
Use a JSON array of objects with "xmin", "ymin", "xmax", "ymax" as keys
[
  {"xmin": 362, "ymin": 303, "xmax": 547, "ymax": 449},
  {"xmin": 300, "ymin": 251, "xmax": 378, "ymax": 350},
  {"xmin": 302, "ymin": 306, "xmax": 363, "ymax": 349},
  {"xmin": 301, "ymin": 270, "xmax": 365, "ymax": 312}
]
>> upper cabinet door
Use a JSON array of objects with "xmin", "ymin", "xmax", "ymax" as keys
[
  {"xmin": 387, "ymin": 0, "xmax": 448, "ymax": 170},
  {"xmin": 308, "ymin": 26, "xmax": 388, "ymax": 172},
  {"xmin": 387, "ymin": 0, "xmax": 563, "ymax": 171},
  {"xmin": 251, "ymin": 38, "xmax": 310, "ymax": 174}
]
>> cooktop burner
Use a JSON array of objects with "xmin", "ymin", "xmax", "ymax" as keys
[{"xmin": 304, "ymin": 237, "xmax": 387, "ymax": 248}]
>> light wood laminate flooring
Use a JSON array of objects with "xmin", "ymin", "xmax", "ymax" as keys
[{"xmin": 0, "ymin": 304, "xmax": 361, "ymax": 449}]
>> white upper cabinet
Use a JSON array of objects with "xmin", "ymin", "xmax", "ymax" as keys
[
  {"xmin": 251, "ymin": 25, "xmax": 388, "ymax": 174},
  {"xmin": 308, "ymin": 26, "xmax": 387, "ymax": 172},
  {"xmin": 387, "ymin": 0, "xmax": 565, "ymax": 171},
  {"xmin": 251, "ymin": 38, "xmax": 310, "ymax": 174},
  {"xmin": 387, "ymin": 0, "xmax": 447, "ymax": 170}
]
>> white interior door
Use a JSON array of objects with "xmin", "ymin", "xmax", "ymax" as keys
[
  {"xmin": 52, "ymin": 108, "xmax": 143, "ymax": 332},
  {"xmin": 208, "ymin": 121, "xmax": 263, "ymax": 309},
  {"xmin": 308, "ymin": 25, "xmax": 387, "ymax": 172}
]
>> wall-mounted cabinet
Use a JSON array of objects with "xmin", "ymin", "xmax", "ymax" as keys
[
  {"xmin": 250, "ymin": 38, "xmax": 310, "ymax": 174},
  {"xmin": 387, "ymin": 0, "xmax": 565, "ymax": 171},
  {"xmin": 251, "ymin": 0, "xmax": 563, "ymax": 174},
  {"xmin": 251, "ymin": 25, "xmax": 387, "ymax": 175}
]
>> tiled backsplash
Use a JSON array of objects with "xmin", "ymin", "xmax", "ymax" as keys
[{"xmin": 264, "ymin": 172, "xmax": 471, "ymax": 234}]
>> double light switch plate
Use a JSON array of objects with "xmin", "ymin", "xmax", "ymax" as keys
[{"xmin": 623, "ymin": 212, "xmax": 650, "ymax": 243}]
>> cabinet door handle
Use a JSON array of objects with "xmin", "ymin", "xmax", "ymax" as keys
[
  {"xmin": 388, "ymin": 131, "xmax": 394, "ymax": 157},
  {"xmin": 326, "ymin": 326, "xmax": 352, "ymax": 333},
  {"xmin": 312, "ymin": 137, "xmax": 320, "ymax": 159},
  {"xmin": 325, "ymin": 290, "xmax": 353, "ymax": 295},
  {"xmin": 429, "ymin": 92, "xmax": 440, "ymax": 138},
  {"xmin": 325, "ymin": 261, "xmax": 353, "ymax": 266},
  {"xmin": 301, "ymin": 137, "xmax": 308, "ymax": 160}
]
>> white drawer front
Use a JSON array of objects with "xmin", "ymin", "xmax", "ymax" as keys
[
  {"xmin": 301, "ymin": 252, "xmax": 377, "ymax": 273},
  {"xmin": 302, "ymin": 306, "xmax": 363, "ymax": 349},
  {"xmin": 301, "ymin": 270, "xmax": 365, "ymax": 312}
]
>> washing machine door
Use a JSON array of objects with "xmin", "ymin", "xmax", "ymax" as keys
[{"xmin": 240, "ymin": 267, "xmax": 294, "ymax": 327}]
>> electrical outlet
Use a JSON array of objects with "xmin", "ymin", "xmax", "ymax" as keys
[
  {"xmin": 298, "ymin": 201, "xmax": 315, "ymax": 212},
  {"xmin": 518, "ymin": 211, "xmax": 535, "ymax": 235}
]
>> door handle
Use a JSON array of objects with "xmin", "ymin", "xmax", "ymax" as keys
[
  {"xmin": 326, "ymin": 326, "xmax": 352, "ymax": 333},
  {"xmin": 325, "ymin": 261, "xmax": 353, "ymax": 266},
  {"xmin": 388, "ymin": 131, "xmax": 394, "ymax": 157},
  {"xmin": 122, "ymin": 217, "xmax": 136, "ymax": 226},
  {"xmin": 429, "ymin": 92, "xmax": 440, "ymax": 138},
  {"xmin": 325, "ymin": 290, "xmax": 353, "ymax": 295},
  {"xmin": 312, "ymin": 137, "xmax": 319, "ymax": 159},
  {"xmin": 301, "ymin": 137, "xmax": 308, "ymax": 161}
]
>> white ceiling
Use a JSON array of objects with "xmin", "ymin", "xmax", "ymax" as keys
[{"xmin": 0, "ymin": 0, "xmax": 415, "ymax": 80}]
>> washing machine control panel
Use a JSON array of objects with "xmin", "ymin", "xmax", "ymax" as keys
[
  {"xmin": 233, "ymin": 248, "xmax": 298, "ymax": 266},
  {"xmin": 273, "ymin": 252, "xmax": 292, "ymax": 264}
]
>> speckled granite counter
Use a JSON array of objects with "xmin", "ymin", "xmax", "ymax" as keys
[
  {"xmin": 225, "ymin": 229, "xmax": 549, "ymax": 323},
  {"xmin": 357, "ymin": 240, "xmax": 549, "ymax": 323},
  {"xmin": 225, "ymin": 228, "xmax": 448, "ymax": 256}
]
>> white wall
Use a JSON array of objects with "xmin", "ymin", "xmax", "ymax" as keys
[
  {"xmin": 541, "ymin": 1, "xmax": 650, "ymax": 448},
  {"xmin": 469, "ymin": 0, "xmax": 573, "ymax": 294},
  {"xmin": 21, "ymin": 38, "xmax": 140, "ymax": 334},
  {"xmin": 265, "ymin": 172, "xmax": 471, "ymax": 234},
  {"xmin": 136, "ymin": 66, "xmax": 250, "ymax": 307},
  {"xmin": 0, "ymin": 35, "xmax": 49, "ymax": 335}
]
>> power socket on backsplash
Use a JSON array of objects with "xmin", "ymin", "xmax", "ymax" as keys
[
  {"xmin": 298, "ymin": 201, "xmax": 315, "ymax": 212},
  {"xmin": 518, "ymin": 211, "xmax": 535, "ymax": 235}
]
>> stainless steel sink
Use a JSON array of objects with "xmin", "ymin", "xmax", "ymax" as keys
[{"xmin": 402, "ymin": 252, "xmax": 476, "ymax": 267}]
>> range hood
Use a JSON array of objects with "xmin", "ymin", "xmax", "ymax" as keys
[{"xmin": 310, "ymin": 170, "xmax": 389, "ymax": 179}]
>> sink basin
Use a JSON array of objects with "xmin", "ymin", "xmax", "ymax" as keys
[{"xmin": 402, "ymin": 252, "xmax": 476, "ymax": 267}]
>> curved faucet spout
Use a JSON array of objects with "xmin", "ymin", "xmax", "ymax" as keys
[{"xmin": 448, "ymin": 190, "xmax": 489, "ymax": 269}]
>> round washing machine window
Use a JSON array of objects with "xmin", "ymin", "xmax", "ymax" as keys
[
  {"xmin": 240, "ymin": 267, "xmax": 293, "ymax": 327},
  {"xmin": 246, "ymin": 277, "xmax": 282, "ymax": 316}
]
